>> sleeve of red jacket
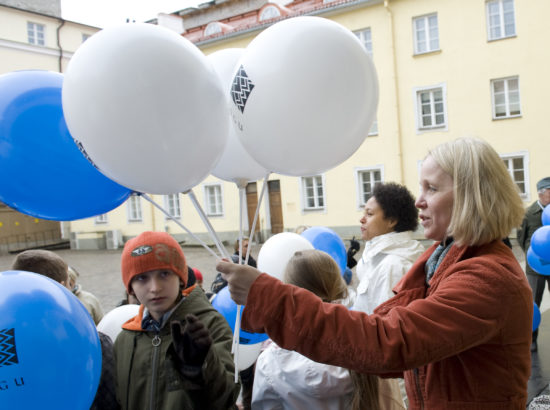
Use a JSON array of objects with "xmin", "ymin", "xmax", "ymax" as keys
[{"xmin": 241, "ymin": 262, "xmax": 531, "ymax": 375}]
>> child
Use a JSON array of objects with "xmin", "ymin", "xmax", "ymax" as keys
[
  {"xmin": 251, "ymin": 249, "xmax": 354, "ymax": 409},
  {"xmin": 114, "ymin": 231, "xmax": 239, "ymax": 409},
  {"xmin": 67, "ymin": 266, "xmax": 104, "ymax": 325}
]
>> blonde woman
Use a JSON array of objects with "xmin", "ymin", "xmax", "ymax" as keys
[{"xmin": 219, "ymin": 138, "xmax": 532, "ymax": 409}]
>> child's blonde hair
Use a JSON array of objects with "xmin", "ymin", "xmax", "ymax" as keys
[{"xmin": 284, "ymin": 249, "xmax": 347, "ymax": 303}]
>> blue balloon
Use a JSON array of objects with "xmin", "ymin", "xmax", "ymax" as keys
[
  {"xmin": 0, "ymin": 270, "xmax": 101, "ymax": 409},
  {"xmin": 301, "ymin": 226, "xmax": 347, "ymax": 274},
  {"xmin": 527, "ymin": 246, "xmax": 550, "ymax": 276},
  {"xmin": 0, "ymin": 70, "xmax": 131, "ymax": 220},
  {"xmin": 533, "ymin": 303, "xmax": 541, "ymax": 331},
  {"xmin": 211, "ymin": 287, "xmax": 268, "ymax": 344},
  {"xmin": 531, "ymin": 226, "xmax": 550, "ymax": 262},
  {"xmin": 543, "ymin": 205, "xmax": 550, "ymax": 226}
]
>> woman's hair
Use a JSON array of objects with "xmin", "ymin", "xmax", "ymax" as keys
[
  {"xmin": 284, "ymin": 249, "xmax": 347, "ymax": 303},
  {"xmin": 429, "ymin": 137, "xmax": 525, "ymax": 246},
  {"xmin": 372, "ymin": 182, "xmax": 419, "ymax": 232},
  {"xmin": 349, "ymin": 371, "xmax": 379, "ymax": 410}
]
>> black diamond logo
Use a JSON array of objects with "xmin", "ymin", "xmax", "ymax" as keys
[
  {"xmin": 0, "ymin": 328, "xmax": 19, "ymax": 368},
  {"xmin": 231, "ymin": 65, "xmax": 255, "ymax": 114}
]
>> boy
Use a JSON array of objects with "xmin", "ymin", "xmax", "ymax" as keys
[{"xmin": 114, "ymin": 231, "xmax": 239, "ymax": 409}]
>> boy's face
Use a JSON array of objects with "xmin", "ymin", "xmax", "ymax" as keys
[{"xmin": 129, "ymin": 269, "xmax": 181, "ymax": 321}]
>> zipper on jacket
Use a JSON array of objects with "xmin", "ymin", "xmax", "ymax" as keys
[
  {"xmin": 413, "ymin": 368, "xmax": 425, "ymax": 410},
  {"xmin": 149, "ymin": 334, "xmax": 161, "ymax": 410}
]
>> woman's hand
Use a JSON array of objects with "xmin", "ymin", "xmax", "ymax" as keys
[{"xmin": 216, "ymin": 259, "xmax": 261, "ymax": 305}]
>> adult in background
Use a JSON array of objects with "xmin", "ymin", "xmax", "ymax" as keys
[
  {"xmin": 518, "ymin": 176, "xmax": 550, "ymax": 352},
  {"xmin": 217, "ymin": 138, "xmax": 533, "ymax": 409},
  {"xmin": 352, "ymin": 182, "xmax": 425, "ymax": 409}
]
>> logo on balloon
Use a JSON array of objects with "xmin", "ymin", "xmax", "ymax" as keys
[
  {"xmin": 72, "ymin": 138, "xmax": 99, "ymax": 170},
  {"xmin": 0, "ymin": 328, "xmax": 19, "ymax": 368},
  {"xmin": 231, "ymin": 65, "xmax": 255, "ymax": 113}
]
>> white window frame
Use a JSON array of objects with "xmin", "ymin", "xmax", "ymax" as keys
[
  {"xmin": 259, "ymin": 5, "xmax": 281, "ymax": 21},
  {"xmin": 94, "ymin": 214, "xmax": 108, "ymax": 224},
  {"xmin": 486, "ymin": 0, "xmax": 516, "ymax": 41},
  {"xmin": 127, "ymin": 195, "xmax": 143, "ymax": 222},
  {"xmin": 413, "ymin": 83, "xmax": 448, "ymax": 132},
  {"xmin": 300, "ymin": 175, "xmax": 326, "ymax": 212},
  {"xmin": 203, "ymin": 183, "xmax": 224, "ymax": 217},
  {"xmin": 354, "ymin": 28, "xmax": 373, "ymax": 57},
  {"xmin": 164, "ymin": 194, "xmax": 181, "ymax": 219},
  {"xmin": 491, "ymin": 76, "xmax": 521, "ymax": 119},
  {"xmin": 355, "ymin": 166, "xmax": 384, "ymax": 209},
  {"xmin": 27, "ymin": 22, "xmax": 45, "ymax": 46},
  {"xmin": 501, "ymin": 151, "xmax": 529, "ymax": 199},
  {"xmin": 204, "ymin": 22, "xmax": 222, "ymax": 37},
  {"xmin": 413, "ymin": 13, "xmax": 439, "ymax": 55},
  {"xmin": 368, "ymin": 118, "xmax": 379, "ymax": 136}
]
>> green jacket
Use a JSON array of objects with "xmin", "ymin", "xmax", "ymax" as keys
[
  {"xmin": 114, "ymin": 286, "xmax": 240, "ymax": 410},
  {"xmin": 517, "ymin": 200, "xmax": 544, "ymax": 275}
]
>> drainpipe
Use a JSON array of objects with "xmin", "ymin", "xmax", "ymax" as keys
[
  {"xmin": 384, "ymin": 0, "xmax": 405, "ymax": 183},
  {"xmin": 56, "ymin": 18, "xmax": 66, "ymax": 72}
]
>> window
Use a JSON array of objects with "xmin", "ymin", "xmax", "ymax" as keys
[
  {"xmin": 127, "ymin": 195, "xmax": 142, "ymax": 222},
  {"xmin": 413, "ymin": 14, "xmax": 439, "ymax": 54},
  {"xmin": 301, "ymin": 176, "xmax": 325, "ymax": 210},
  {"xmin": 354, "ymin": 28, "xmax": 373, "ymax": 56},
  {"xmin": 204, "ymin": 184, "xmax": 224, "ymax": 216},
  {"xmin": 414, "ymin": 84, "xmax": 448, "ymax": 131},
  {"xmin": 259, "ymin": 5, "xmax": 281, "ymax": 21},
  {"xmin": 491, "ymin": 76, "xmax": 521, "ymax": 119},
  {"xmin": 27, "ymin": 22, "xmax": 45, "ymax": 46},
  {"xmin": 164, "ymin": 194, "xmax": 181, "ymax": 219},
  {"xmin": 204, "ymin": 22, "xmax": 222, "ymax": 37},
  {"xmin": 82, "ymin": 33, "xmax": 91, "ymax": 42},
  {"xmin": 95, "ymin": 214, "xmax": 108, "ymax": 224},
  {"xmin": 356, "ymin": 167, "xmax": 383, "ymax": 207},
  {"xmin": 486, "ymin": 0, "xmax": 516, "ymax": 41},
  {"xmin": 501, "ymin": 152, "xmax": 528, "ymax": 198},
  {"xmin": 368, "ymin": 118, "xmax": 379, "ymax": 136}
]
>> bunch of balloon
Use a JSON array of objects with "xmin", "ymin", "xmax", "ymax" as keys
[
  {"xmin": 0, "ymin": 271, "xmax": 102, "ymax": 409},
  {"xmin": 533, "ymin": 302, "xmax": 542, "ymax": 331},
  {"xmin": 301, "ymin": 226, "xmax": 348, "ymax": 276},
  {"xmin": 211, "ymin": 287, "xmax": 267, "ymax": 370},
  {"xmin": 257, "ymin": 232, "xmax": 315, "ymax": 281},
  {"xmin": 529, "ymin": 216, "xmax": 550, "ymax": 274},
  {"xmin": 230, "ymin": 16, "xmax": 379, "ymax": 177},
  {"xmin": 62, "ymin": 23, "xmax": 228, "ymax": 195},
  {"xmin": 97, "ymin": 304, "xmax": 140, "ymax": 343},
  {"xmin": 0, "ymin": 70, "xmax": 131, "ymax": 220}
]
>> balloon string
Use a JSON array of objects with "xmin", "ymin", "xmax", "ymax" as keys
[
  {"xmin": 185, "ymin": 189, "xmax": 232, "ymax": 260},
  {"xmin": 140, "ymin": 193, "xmax": 219, "ymax": 260},
  {"xmin": 245, "ymin": 172, "xmax": 270, "ymax": 265}
]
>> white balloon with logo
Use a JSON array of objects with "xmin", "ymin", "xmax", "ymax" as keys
[{"xmin": 230, "ymin": 16, "xmax": 378, "ymax": 176}]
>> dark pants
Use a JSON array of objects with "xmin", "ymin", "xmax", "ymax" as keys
[{"xmin": 528, "ymin": 273, "xmax": 550, "ymax": 342}]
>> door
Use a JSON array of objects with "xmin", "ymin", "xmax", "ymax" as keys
[
  {"xmin": 246, "ymin": 182, "xmax": 260, "ymax": 241},
  {"xmin": 268, "ymin": 180, "xmax": 283, "ymax": 234}
]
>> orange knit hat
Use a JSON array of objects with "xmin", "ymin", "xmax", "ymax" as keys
[{"xmin": 121, "ymin": 231, "xmax": 187, "ymax": 292}]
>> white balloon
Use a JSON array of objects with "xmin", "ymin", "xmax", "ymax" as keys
[
  {"xmin": 208, "ymin": 48, "xmax": 267, "ymax": 187},
  {"xmin": 257, "ymin": 232, "xmax": 314, "ymax": 281},
  {"xmin": 230, "ymin": 16, "xmax": 379, "ymax": 176},
  {"xmin": 236, "ymin": 342, "xmax": 262, "ymax": 371},
  {"xmin": 63, "ymin": 24, "xmax": 228, "ymax": 194},
  {"xmin": 97, "ymin": 304, "xmax": 140, "ymax": 343}
]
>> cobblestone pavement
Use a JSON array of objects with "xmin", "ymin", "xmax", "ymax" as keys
[{"xmin": 0, "ymin": 243, "xmax": 252, "ymax": 313}]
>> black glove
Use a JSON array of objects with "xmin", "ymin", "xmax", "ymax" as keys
[
  {"xmin": 346, "ymin": 237, "xmax": 360, "ymax": 268},
  {"xmin": 349, "ymin": 237, "xmax": 360, "ymax": 252},
  {"xmin": 171, "ymin": 314, "xmax": 212, "ymax": 367}
]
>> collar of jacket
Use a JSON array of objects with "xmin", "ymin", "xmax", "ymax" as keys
[{"xmin": 122, "ymin": 284, "xmax": 197, "ymax": 331}]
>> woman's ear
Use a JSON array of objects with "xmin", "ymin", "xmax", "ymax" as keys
[{"xmin": 387, "ymin": 218, "xmax": 398, "ymax": 231}]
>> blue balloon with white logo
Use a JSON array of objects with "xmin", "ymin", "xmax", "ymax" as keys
[
  {"xmin": 0, "ymin": 70, "xmax": 131, "ymax": 220},
  {"xmin": 0, "ymin": 270, "xmax": 101, "ymax": 409},
  {"xmin": 527, "ymin": 246, "xmax": 550, "ymax": 276},
  {"xmin": 211, "ymin": 286, "xmax": 268, "ymax": 344},
  {"xmin": 301, "ymin": 226, "xmax": 347, "ymax": 275},
  {"xmin": 533, "ymin": 303, "xmax": 541, "ymax": 331}
]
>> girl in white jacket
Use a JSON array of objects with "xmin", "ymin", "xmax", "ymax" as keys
[{"xmin": 251, "ymin": 249, "xmax": 354, "ymax": 410}]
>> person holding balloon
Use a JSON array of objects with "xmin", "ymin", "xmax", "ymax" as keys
[
  {"xmin": 217, "ymin": 138, "xmax": 533, "ymax": 409},
  {"xmin": 517, "ymin": 176, "xmax": 550, "ymax": 352},
  {"xmin": 113, "ymin": 232, "xmax": 239, "ymax": 410}
]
